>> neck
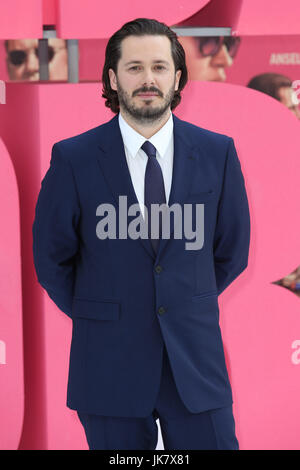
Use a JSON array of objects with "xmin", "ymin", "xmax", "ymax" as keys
[{"xmin": 119, "ymin": 108, "xmax": 171, "ymax": 139}]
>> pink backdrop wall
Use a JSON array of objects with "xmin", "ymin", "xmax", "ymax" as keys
[
  {"xmin": 0, "ymin": 138, "xmax": 24, "ymax": 450},
  {"xmin": 56, "ymin": 0, "xmax": 207, "ymax": 38},
  {"xmin": 0, "ymin": 0, "xmax": 42, "ymax": 39},
  {"xmin": 236, "ymin": 0, "xmax": 300, "ymax": 35},
  {"xmin": 1, "ymin": 0, "xmax": 300, "ymax": 450},
  {"xmin": 179, "ymin": 81, "xmax": 300, "ymax": 450}
]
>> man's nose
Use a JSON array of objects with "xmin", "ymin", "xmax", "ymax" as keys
[
  {"xmin": 141, "ymin": 68, "xmax": 156, "ymax": 85},
  {"xmin": 212, "ymin": 44, "xmax": 233, "ymax": 67},
  {"xmin": 25, "ymin": 50, "xmax": 39, "ymax": 72}
]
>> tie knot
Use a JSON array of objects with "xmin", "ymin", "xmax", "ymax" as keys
[{"xmin": 141, "ymin": 140, "xmax": 157, "ymax": 159}]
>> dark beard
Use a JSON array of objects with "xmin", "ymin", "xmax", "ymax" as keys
[{"xmin": 116, "ymin": 78, "xmax": 175, "ymax": 125}]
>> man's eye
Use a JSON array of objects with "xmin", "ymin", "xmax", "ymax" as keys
[{"xmin": 129, "ymin": 65, "xmax": 166, "ymax": 71}]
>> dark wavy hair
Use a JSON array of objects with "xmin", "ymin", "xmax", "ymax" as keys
[{"xmin": 101, "ymin": 18, "xmax": 188, "ymax": 113}]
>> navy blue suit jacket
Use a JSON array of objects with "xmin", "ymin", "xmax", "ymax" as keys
[{"xmin": 32, "ymin": 112, "xmax": 250, "ymax": 417}]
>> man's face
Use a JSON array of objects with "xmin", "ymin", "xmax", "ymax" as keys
[
  {"xmin": 277, "ymin": 86, "xmax": 300, "ymax": 119},
  {"xmin": 6, "ymin": 38, "xmax": 68, "ymax": 81},
  {"xmin": 109, "ymin": 35, "xmax": 182, "ymax": 123},
  {"xmin": 178, "ymin": 36, "xmax": 233, "ymax": 82}
]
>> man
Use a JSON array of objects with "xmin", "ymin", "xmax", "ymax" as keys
[
  {"xmin": 178, "ymin": 35, "xmax": 241, "ymax": 82},
  {"xmin": 247, "ymin": 72, "xmax": 300, "ymax": 120},
  {"xmin": 4, "ymin": 38, "xmax": 68, "ymax": 81},
  {"xmin": 32, "ymin": 18, "xmax": 250, "ymax": 450}
]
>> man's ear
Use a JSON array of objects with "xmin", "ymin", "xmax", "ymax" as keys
[
  {"xmin": 109, "ymin": 68, "xmax": 117, "ymax": 91},
  {"xmin": 175, "ymin": 69, "xmax": 182, "ymax": 91}
]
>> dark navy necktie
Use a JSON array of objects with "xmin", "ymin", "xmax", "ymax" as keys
[{"xmin": 141, "ymin": 140, "xmax": 166, "ymax": 254}]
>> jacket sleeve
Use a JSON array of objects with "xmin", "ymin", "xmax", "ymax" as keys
[
  {"xmin": 32, "ymin": 143, "xmax": 81, "ymax": 318},
  {"xmin": 213, "ymin": 137, "xmax": 250, "ymax": 296}
]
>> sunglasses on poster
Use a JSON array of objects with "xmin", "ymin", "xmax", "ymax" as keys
[
  {"xmin": 7, "ymin": 45, "xmax": 67, "ymax": 66},
  {"xmin": 195, "ymin": 36, "xmax": 241, "ymax": 59}
]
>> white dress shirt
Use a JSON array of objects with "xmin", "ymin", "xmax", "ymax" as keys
[{"xmin": 118, "ymin": 111, "xmax": 174, "ymax": 220}]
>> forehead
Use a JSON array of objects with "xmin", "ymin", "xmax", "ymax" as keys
[
  {"xmin": 119, "ymin": 35, "xmax": 173, "ymax": 63},
  {"xmin": 7, "ymin": 39, "xmax": 38, "ymax": 50}
]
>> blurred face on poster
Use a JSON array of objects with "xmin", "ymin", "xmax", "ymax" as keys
[
  {"xmin": 247, "ymin": 73, "xmax": 300, "ymax": 120},
  {"xmin": 277, "ymin": 86, "xmax": 300, "ymax": 119},
  {"xmin": 5, "ymin": 38, "xmax": 68, "ymax": 81},
  {"xmin": 179, "ymin": 36, "xmax": 240, "ymax": 82}
]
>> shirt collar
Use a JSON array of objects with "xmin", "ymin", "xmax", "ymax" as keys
[{"xmin": 118, "ymin": 110, "xmax": 173, "ymax": 159}]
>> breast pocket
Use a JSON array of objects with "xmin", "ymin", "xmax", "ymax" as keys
[
  {"xmin": 186, "ymin": 190, "xmax": 215, "ymax": 203},
  {"xmin": 72, "ymin": 298, "xmax": 120, "ymax": 321}
]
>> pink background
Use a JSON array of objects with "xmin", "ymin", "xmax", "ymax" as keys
[
  {"xmin": 179, "ymin": 81, "xmax": 300, "ymax": 450},
  {"xmin": 0, "ymin": 138, "xmax": 24, "ymax": 450},
  {"xmin": 56, "ymin": 0, "xmax": 207, "ymax": 39},
  {"xmin": 0, "ymin": 0, "xmax": 42, "ymax": 39},
  {"xmin": 236, "ymin": 0, "xmax": 300, "ymax": 35},
  {"xmin": 0, "ymin": 0, "xmax": 300, "ymax": 450}
]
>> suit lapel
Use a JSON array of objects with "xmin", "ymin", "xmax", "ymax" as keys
[
  {"xmin": 156, "ymin": 113, "xmax": 197, "ymax": 260},
  {"xmin": 95, "ymin": 112, "xmax": 197, "ymax": 261}
]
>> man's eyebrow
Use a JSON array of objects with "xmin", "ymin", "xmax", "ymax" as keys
[{"xmin": 124, "ymin": 60, "xmax": 170, "ymax": 66}]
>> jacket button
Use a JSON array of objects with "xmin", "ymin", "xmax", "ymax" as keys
[
  {"xmin": 157, "ymin": 306, "xmax": 166, "ymax": 315},
  {"xmin": 155, "ymin": 265, "xmax": 163, "ymax": 274}
]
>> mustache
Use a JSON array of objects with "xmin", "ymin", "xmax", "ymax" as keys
[{"xmin": 133, "ymin": 87, "xmax": 162, "ymax": 97}]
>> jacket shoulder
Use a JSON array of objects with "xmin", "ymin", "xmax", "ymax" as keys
[
  {"xmin": 53, "ymin": 119, "xmax": 111, "ymax": 153},
  {"xmin": 176, "ymin": 116, "xmax": 232, "ymax": 148}
]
